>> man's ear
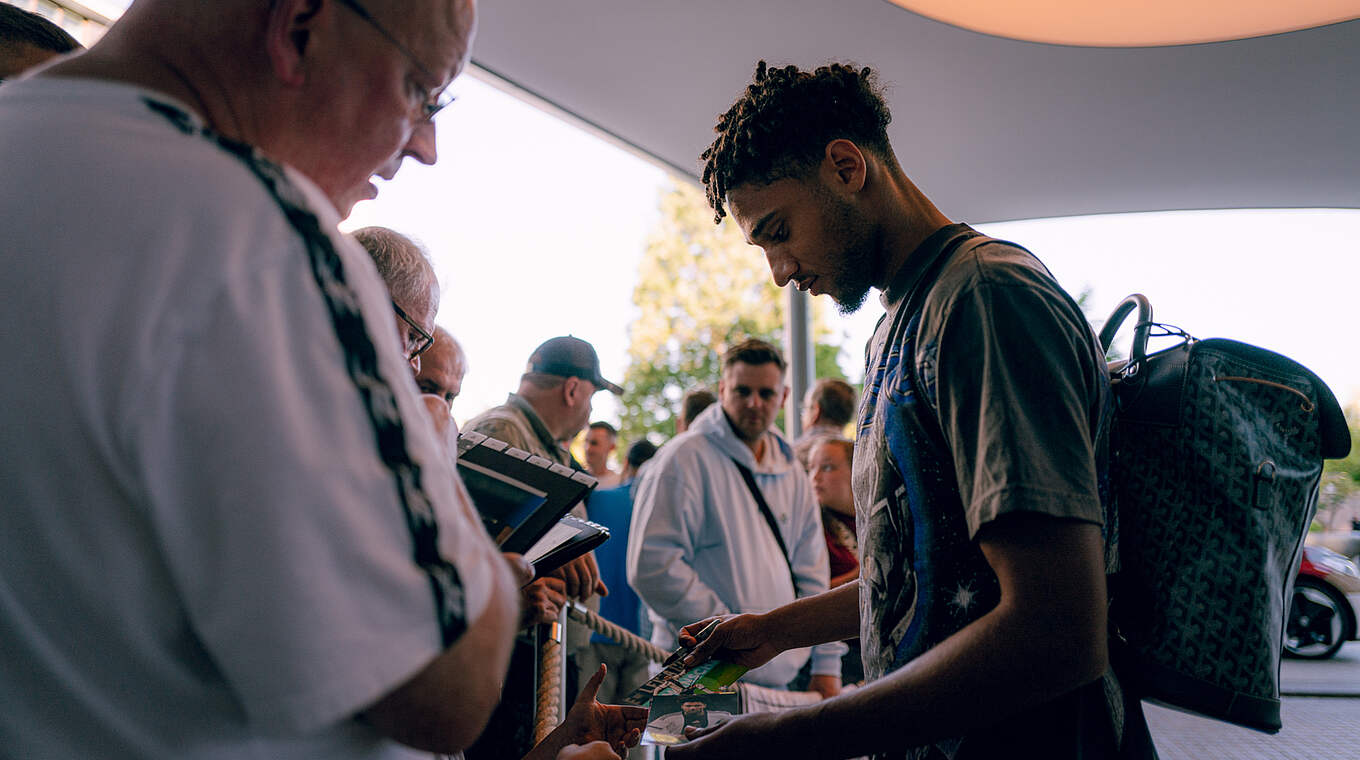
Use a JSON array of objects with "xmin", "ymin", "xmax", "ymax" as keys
[
  {"xmin": 806, "ymin": 401, "xmax": 822, "ymax": 425},
  {"xmin": 564, "ymin": 377, "xmax": 585, "ymax": 406},
  {"xmin": 778, "ymin": 385, "xmax": 791, "ymax": 409},
  {"xmin": 823, "ymin": 139, "xmax": 868, "ymax": 194},
  {"xmin": 265, "ymin": 0, "xmax": 326, "ymax": 88}
]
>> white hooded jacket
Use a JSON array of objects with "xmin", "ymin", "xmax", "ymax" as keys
[{"xmin": 627, "ymin": 403, "xmax": 845, "ymax": 687}]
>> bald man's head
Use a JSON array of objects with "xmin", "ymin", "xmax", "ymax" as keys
[
  {"xmin": 0, "ymin": 4, "xmax": 81, "ymax": 80},
  {"xmin": 415, "ymin": 327, "xmax": 466, "ymax": 410}
]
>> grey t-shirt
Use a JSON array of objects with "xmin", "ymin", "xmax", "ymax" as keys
[
  {"xmin": 854, "ymin": 224, "xmax": 1116, "ymax": 759},
  {"xmin": 915, "ymin": 231, "xmax": 1107, "ymax": 537}
]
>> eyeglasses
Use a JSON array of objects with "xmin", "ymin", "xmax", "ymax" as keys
[
  {"xmin": 392, "ymin": 300, "xmax": 435, "ymax": 360},
  {"xmin": 336, "ymin": 0, "xmax": 456, "ymax": 121}
]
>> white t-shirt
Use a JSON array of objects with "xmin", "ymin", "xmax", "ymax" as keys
[{"xmin": 0, "ymin": 78, "xmax": 501, "ymax": 758}]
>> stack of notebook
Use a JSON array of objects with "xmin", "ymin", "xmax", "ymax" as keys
[{"xmin": 455, "ymin": 430, "xmax": 608, "ymax": 577}]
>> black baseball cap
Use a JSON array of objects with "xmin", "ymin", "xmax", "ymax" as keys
[{"xmin": 526, "ymin": 336, "xmax": 623, "ymax": 395}]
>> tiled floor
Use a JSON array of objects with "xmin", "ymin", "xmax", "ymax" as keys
[{"xmin": 1146, "ymin": 641, "xmax": 1360, "ymax": 759}]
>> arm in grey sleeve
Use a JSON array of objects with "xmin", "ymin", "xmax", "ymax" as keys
[{"xmin": 626, "ymin": 467, "xmax": 730, "ymax": 631}]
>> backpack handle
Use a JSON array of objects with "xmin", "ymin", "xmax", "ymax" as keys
[{"xmin": 1099, "ymin": 293, "xmax": 1153, "ymax": 364}]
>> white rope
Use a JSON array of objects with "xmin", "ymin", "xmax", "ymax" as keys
[{"xmin": 565, "ymin": 601, "xmax": 668, "ymax": 663}]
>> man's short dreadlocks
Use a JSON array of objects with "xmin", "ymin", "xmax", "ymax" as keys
[{"xmin": 699, "ymin": 61, "xmax": 893, "ymax": 223}]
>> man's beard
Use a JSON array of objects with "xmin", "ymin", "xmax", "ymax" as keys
[
  {"xmin": 819, "ymin": 193, "xmax": 880, "ymax": 316},
  {"xmin": 723, "ymin": 409, "xmax": 768, "ymax": 444}
]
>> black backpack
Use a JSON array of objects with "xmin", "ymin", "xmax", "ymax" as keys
[{"xmin": 1098, "ymin": 294, "xmax": 1352, "ymax": 733}]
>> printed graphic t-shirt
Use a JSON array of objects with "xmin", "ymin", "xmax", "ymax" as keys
[{"xmin": 854, "ymin": 224, "xmax": 1113, "ymax": 759}]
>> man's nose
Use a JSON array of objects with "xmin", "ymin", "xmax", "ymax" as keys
[
  {"xmin": 766, "ymin": 249, "xmax": 796, "ymax": 287},
  {"xmin": 404, "ymin": 120, "xmax": 438, "ymax": 166}
]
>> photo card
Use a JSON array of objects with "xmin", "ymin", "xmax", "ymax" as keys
[{"xmin": 641, "ymin": 692, "xmax": 741, "ymax": 746}]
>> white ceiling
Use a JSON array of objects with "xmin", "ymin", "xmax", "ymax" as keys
[{"xmin": 470, "ymin": 0, "xmax": 1360, "ymax": 223}]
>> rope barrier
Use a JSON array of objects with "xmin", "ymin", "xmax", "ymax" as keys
[{"xmin": 566, "ymin": 601, "xmax": 668, "ymax": 663}]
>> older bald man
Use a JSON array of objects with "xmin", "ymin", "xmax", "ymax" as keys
[{"xmin": 0, "ymin": 1, "xmax": 527, "ymax": 757}]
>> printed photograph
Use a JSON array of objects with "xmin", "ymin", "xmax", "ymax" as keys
[{"xmin": 641, "ymin": 692, "xmax": 740, "ymax": 746}]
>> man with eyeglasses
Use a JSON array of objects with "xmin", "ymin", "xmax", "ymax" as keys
[
  {"xmin": 0, "ymin": 1, "xmax": 532, "ymax": 758},
  {"xmin": 352, "ymin": 227, "xmax": 584, "ymax": 639},
  {"xmin": 416, "ymin": 326, "xmax": 468, "ymax": 415},
  {"xmin": 353, "ymin": 226, "xmax": 440, "ymax": 374},
  {"xmin": 329, "ymin": 0, "xmax": 454, "ymax": 219}
]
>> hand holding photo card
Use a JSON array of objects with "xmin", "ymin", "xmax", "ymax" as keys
[
  {"xmin": 621, "ymin": 622, "xmax": 747, "ymax": 707},
  {"xmin": 641, "ymin": 693, "xmax": 741, "ymax": 746}
]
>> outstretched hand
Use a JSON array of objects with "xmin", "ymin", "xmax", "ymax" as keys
[
  {"xmin": 667, "ymin": 711, "xmax": 793, "ymax": 760},
  {"xmin": 677, "ymin": 613, "xmax": 784, "ymax": 671},
  {"xmin": 557, "ymin": 664, "xmax": 647, "ymax": 758}
]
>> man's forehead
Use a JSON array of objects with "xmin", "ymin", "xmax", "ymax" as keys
[
  {"xmin": 723, "ymin": 360, "xmax": 785, "ymax": 387},
  {"xmin": 368, "ymin": 0, "xmax": 476, "ymax": 84},
  {"xmin": 417, "ymin": 336, "xmax": 461, "ymax": 385},
  {"xmin": 727, "ymin": 178, "xmax": 803, "ymax": 242},
  {"xmin": 418, "ymin": 0, "xmax": 477, "ymax": 83}
]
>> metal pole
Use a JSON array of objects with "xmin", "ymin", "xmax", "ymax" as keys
[
  {"xmin": 785, "ymin": 287, "xmax": 814, "ymax": 440},
  {"xmin": 556, "ymin": 603, "xmax": 569, "ymax": 720}
]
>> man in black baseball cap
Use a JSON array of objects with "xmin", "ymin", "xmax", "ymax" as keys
[
  {"xmin": 461, "ymin": 334, "xmax": 622, "ymax": 757},
  {"xmin": 526, "ymin": 336, "xmax": 624, "ymax": 396},
  {"xmin": 467, "ymin": 335, "xmax": 621, "ymax": 473}
]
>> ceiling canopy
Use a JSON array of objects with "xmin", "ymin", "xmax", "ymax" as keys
[
  {"xmin": 886, "ymin": 0, "xmax": 1360, "ymax": 47},
  {"xmin": 470, "ymin": 0, "xmax": 1359, "ymax": 223}
]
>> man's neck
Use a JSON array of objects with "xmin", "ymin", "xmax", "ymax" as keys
[
  {"xmin": 512, "ymin": 393, "xmax": 566, "ymax": 450},
  {"xmin": 41, "ymin": 15, "xmax": 256, "ymax": 151},
  {"xmin": 871, "ymin": 165, "xmax": 953, "ymax": 290}
]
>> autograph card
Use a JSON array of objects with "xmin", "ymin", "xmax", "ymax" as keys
[{"xmin": 641, "ymin": 692, "xmax": 741, "ymax": 746}]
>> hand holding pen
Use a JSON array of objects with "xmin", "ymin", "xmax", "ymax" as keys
[{"xmin": 675, "ymin": 612, "xmax": 788, "ymax": 671}]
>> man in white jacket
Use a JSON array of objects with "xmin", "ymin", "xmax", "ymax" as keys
[{"xmin": 628, "ymin": 338, "xmax": 844, "ymax": 697}]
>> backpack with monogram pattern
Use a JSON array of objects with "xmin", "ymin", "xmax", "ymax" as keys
[{"xmin": 1098, "ymin": 294, "xmax": 1351, "ymax": 733}]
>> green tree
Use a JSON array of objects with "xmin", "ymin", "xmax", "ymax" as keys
[
  {"xmin": 619, "ymin": 179, "xmax": 847, "ymax": 447},
  {"xmin": 1318, "ymin": 402, "xmax": 1360, "ymax": 530}
]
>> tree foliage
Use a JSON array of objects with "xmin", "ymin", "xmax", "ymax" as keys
[
  {"xmin": 619, "ymin": 179, "xmax": 847, "ymax": 447},
  {"xmin": 1318, "ymin": 403, "xmax": 1360, "ymax": 529}
]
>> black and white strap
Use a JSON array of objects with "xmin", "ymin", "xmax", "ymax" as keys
[{"xmin": 146, "ymin": 98, "xmax": 467, "ymax": 646}]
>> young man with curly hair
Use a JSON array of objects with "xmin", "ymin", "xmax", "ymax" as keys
[{"xmin": 670, "ymin": 62, "xmax": 1156, "ymax": 760}]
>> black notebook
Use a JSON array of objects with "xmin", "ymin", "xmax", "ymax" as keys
[
  {"xmin": 455, "ymin": 431, "xmax": 597, "ymax": 555},
  {"xmin": 524, "ymin": 514, "xmax": 610, "ymax": 579}
]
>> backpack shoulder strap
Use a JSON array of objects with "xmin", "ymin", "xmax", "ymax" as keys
[
  {"xmin": 902, "ymin": 230, "xmax": 991, "ymax": 418},
  {"xmin": 728, "ymin": 457, "xmax": 797, "ymax": 591}
]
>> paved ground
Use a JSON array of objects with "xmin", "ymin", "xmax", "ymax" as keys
[{"xmin": 1146, "ymin": 641, "xmax": 1360, "ymax": 759}]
